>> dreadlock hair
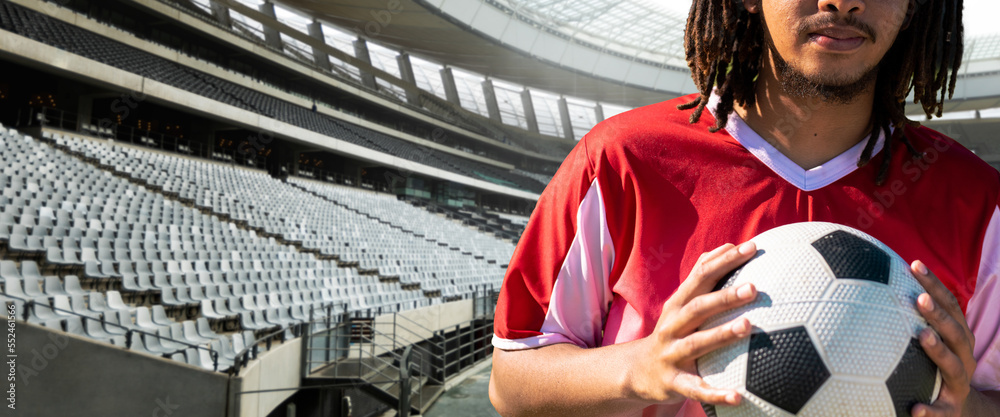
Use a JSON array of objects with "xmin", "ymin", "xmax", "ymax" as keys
[{"xmin": 679, "ymin": 0, "xmax": 964, "ymax": 185}]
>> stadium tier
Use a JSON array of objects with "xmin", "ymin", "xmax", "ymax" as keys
[
  {"xmin": 0, "ymin": 123, "xmax": 508, "ymax": 375},
  {"xmin": 0, "ymin": 2, "xmax": 550, "ymax": 194}
]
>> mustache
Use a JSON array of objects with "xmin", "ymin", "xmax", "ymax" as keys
[{"xmin": 798, "ymin": 14, "xmax": 877, "ymax": 42}]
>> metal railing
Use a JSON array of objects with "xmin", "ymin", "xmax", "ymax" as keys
[
  {"xmin": 301, "ymin": 286, "xmax": 498, "ymax": 412},
  {"xmin": 228, "ymin": 302, "xmax": 344, "ymax": 375}
]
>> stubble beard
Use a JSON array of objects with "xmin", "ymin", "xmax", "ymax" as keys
[{"xmin": 761, "ymin": 14, "xmax": 880, "ymax": 105}]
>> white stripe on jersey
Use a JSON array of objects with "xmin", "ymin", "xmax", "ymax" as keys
[{"xmin": 492, "ymin": 179, "xmax": 615, "ymax": 350}]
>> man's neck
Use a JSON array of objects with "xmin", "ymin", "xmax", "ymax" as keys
[{"xmin": 735, "ymin": 55, "xmax": 876, "ymax": 170}]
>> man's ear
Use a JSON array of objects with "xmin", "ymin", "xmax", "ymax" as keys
[
  {"xmin": 900, "ymin": 0, "xmax": 917, "ymax": 31},
  {"xmin": 742, "ymin": 0, "xmax": 760, "ymax": 14}
]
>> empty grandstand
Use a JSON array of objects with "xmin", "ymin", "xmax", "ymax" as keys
[{"xmin": 3, "ymin": 0, "xmax": 999, "ymax": 416}]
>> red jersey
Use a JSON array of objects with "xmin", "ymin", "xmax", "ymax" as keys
[{"xmin": 493, "ymin": 93, "xmax": 1000, "ymax": 417}]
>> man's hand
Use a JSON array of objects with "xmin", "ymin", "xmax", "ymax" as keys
[
  {"xmin": 624, "ymin": 242, "xmax": 759, "ymax": 407},
  {"xmin": 910, "ymin": 260, "xmax": 977, "ymax": 417}
]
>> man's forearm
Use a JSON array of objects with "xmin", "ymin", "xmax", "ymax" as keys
[
  {"xmin": 964, "ymin": 389, "xmax": 1000, "ymax": 416},
  {"xmin": 490, "ymin": 342, "xmax": 663, "ymax": 417}
]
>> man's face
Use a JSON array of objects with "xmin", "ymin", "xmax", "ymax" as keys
[{"xmin": 753, "ymin": 0, "xmax": 911, "ymax": 96}]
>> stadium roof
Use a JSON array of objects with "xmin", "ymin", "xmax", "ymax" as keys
[
  {"xmin": 277, "ymin": 0, "xmax": 1000, "ymax": 112},
  {"xmin": 497, "ymin": 0, "xmax": 689, "ymax": 65}
]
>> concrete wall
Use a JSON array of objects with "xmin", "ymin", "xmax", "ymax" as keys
[
  {"xmin": 373, "ymin": 300, "xmax": 473, "ymax": 345},
  {"xmin": 235, "ymin": 338, "xmax": 303, "ymax": 417},
  {"xmin": 15, "ymin": 322, "xmax": 229, "ymax": 417}
]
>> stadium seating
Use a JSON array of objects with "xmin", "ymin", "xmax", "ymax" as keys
[{"xmin": 0, "ymin": 122, "xmax": 510, "ymax": 372}]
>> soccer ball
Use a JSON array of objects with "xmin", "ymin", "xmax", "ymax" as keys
[{"xmin": 697, "ymin": 222, "xmax": 941, "ymax": 417}]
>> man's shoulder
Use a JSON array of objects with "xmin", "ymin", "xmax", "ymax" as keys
[
  {"xmin": 904, "ymin": 125, "xmax": 999, "ymax": 187},
  {"xmin": 584, "ymin": 94, "xmax": 723, "ymax": 149}
]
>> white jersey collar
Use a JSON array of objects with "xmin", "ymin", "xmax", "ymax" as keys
[{"xmin": 707, "ymin": 92, "xmax": 885, "ymax": 192}]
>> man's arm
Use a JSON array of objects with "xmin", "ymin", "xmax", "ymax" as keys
[{"xmin": 490, "ymin": 243, "xmax": 759, "ymax": 417}]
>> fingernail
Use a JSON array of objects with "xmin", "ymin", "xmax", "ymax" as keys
[
  {"xmin": 914, "ymin": 407, "xmax": 926, "ymax": 417},
  {"xmin": 915, "ymin": 261, "xmax": 929, "ymax": 276},
  {"xmin": 732, "ymin": 319, "xmax": 749, "ymax": 335},
  {"xmin": 727, "ymin": 392, "xmax": 740, "ymax": 404},
  {"xmin": 920, "ymin": 294, "xmax": 935, "ymax": 311},
  {"xmin": 738, "ymin": 242, "xmax": 756, "ymax": 256},
  {"xmin": 737, "ymin": 284, "xmax": 755, "ymax": 300},
  {"xmin": 922, "ymin": 329, "xmax": 937, "ymax": 347}
]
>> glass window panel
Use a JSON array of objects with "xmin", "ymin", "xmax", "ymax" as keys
[
  {"xmin": 410, "ymin": 55, "xmax": 448, "ymax": 100},
  {"xmin": 189, "ymin": 0, "xmax": 213, "ymax": 15},
  {"xmin": 367, "ymin": 43, "xmax": 402, "ymax": 78},
  {"xmin": 566, "ymin": 97, "xmax": 598, "ymax": 141},
  {"xmin": 601, "ymin": 103, "xmax": 632, "ymax": 119},
  {"xmin": 229, "ymin": 9, "xmax": 265, "ymax": 42},
  {"xmin": 321, "ymin": 23, "xmax": 359, "ymax": 57},
  {"xmin": 492, "ymin": 79, "xmax": 528, "ymax": 129},
  {"xmin": 450, "ymin": 68, "xmax": 491, "ymax": 118},
  {"xmin": 530, "ymin": 89, "xmax": 565, "ymax": 138}
]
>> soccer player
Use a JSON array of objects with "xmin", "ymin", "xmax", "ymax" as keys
[{"xmin": 489, "ymin": 0, "xmax": 1000, "ymax": 416}]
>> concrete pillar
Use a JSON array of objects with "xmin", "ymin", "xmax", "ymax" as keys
[
  {"xmin": 557, "ymin": 96, "xmax": 575, "ymax": 141},
  {"xmin": 396, "ymin": 53, "xmax": 421, "ymax": 106},
  {"xmin": 520, "ymin": 89, "xmax": 539, "ymax": 133},
  {"xmin": 258, "ymin": 2, "xmax": 284, "ymax": 50},
  {"xmin": 595, "ymin": 103, "xmax": 605, "ymax": 123},
  {"xmin": 481, "ymin": 79, "xmax": 502, "ymax": 122},
  {"xmin": 440, "ymin": 67, "xmax": 461, "ymax": 106},
  {"xmin": 76, "ymin": 96, "xmax": 93, "ymax": 133},
  {"xmin": 353, "ymin": 39, "xmax": 378, "ymax": 90},
  {"xmin": 308, "ymin": 21, "xmax": 331, "ymax": 71},
  {"xmin": 210, "ymin": 2, "xmax": 232, "ymax": 28}
]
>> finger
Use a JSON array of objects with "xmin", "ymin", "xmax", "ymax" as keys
[
  {"xmin": 674, "ymin": 242, "xmax": 757, "ymax": 305},
  {"xmin": 911, "ymin": 261, "xmax": 965, "ymax": 323},
  {"xmin": 671, "ymin": 317, "xmax": 752, "ymax": 361},
  {"xmin": 671, "ymin": 373, "xmax": 742, "ymax": 406},
  {"xmin": 696, "ymin": 243, "xmax": 734, "ymax": 266},
  {"xmin": 917, "ymin": 293, "xmax": 975, "ymax": 362},
  {"xmin": 911, "ymin": 329, "xmax": 969, "ymax": 417},
  {"xmin": 668, "ymin": 283, "xmax": 757, "ymax": 335},
  {"xmin": 919, "ymin": 328, "xmax": 968, "ymax": 390},
  {"xmin": 911, "ymin": 400, "xmax": 960, "ymax": 417}
]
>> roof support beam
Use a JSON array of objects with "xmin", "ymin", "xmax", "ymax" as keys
[
  {"xmin": 557, "ymin": 96, "xmax": 574, "ymax": 141},
  {"xmin": 258, "ymin": 2, "xmax": 283, "ymax": 51},
  {"xmin": 482, "ymin": 79, "xmax": 502, "ymax": 122},
  {"xmin": 440, "ymin": 67, "xmax": 461, "ymax": 106},
  {"xmin": 307, "ymin": 20, "xmax": 331, "ymax": 72},
  {"xmin": 521, "ymin": 89, "xmax": 539, "ymax": 134}
]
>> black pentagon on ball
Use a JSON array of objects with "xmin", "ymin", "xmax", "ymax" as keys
[
  {"xmin": 701, "ymin": 403, "xmax": 718, "ymax": 417},
  {"xmin": 887, "ymin": 338, "xmax": 939, "ymax": 417},
  {"xmin": 811, "ymin": 230, "xmax": 891, "ymax": 284},
  {"xmin": 746, "ymin": 326, "xmax": 831, "ymax": 415}
]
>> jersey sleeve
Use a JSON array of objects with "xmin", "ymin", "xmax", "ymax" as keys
[
  {"xmin": 492, "ymin": 135, "xmax": 616, "ymax": 350},
  {"xmin": 968, "ymin": 199, "xmax": 1000, "ymax": 392}
]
